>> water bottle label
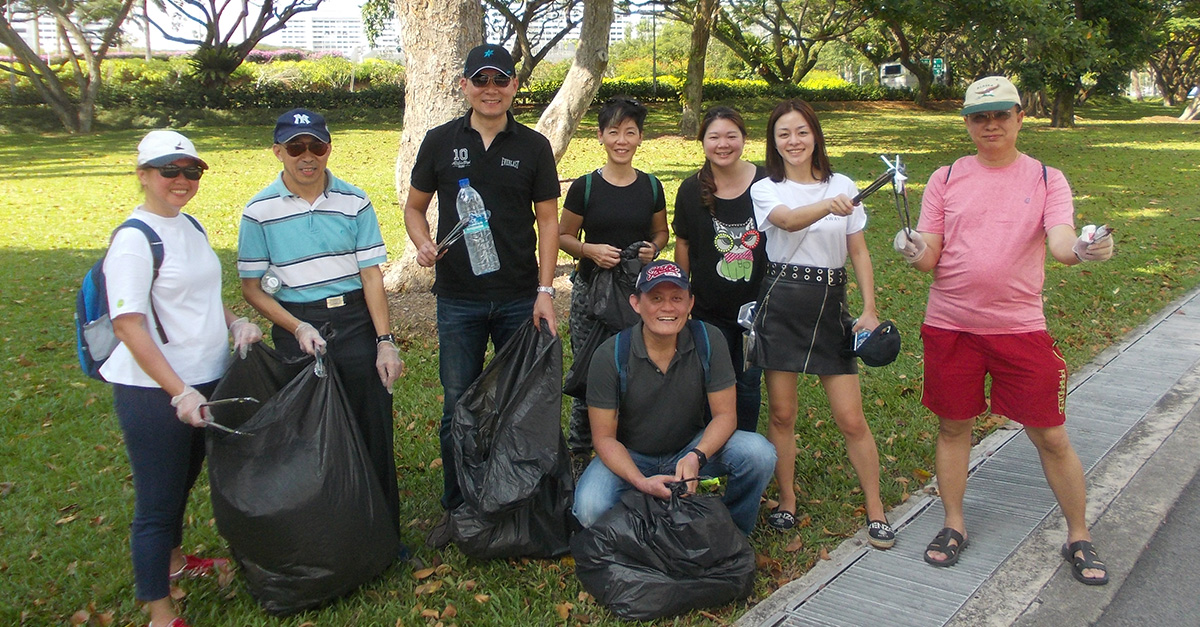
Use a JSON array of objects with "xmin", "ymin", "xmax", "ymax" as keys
[{"xmin": 464, "ymin": 213, "xmax": 489, "ymax": 234}]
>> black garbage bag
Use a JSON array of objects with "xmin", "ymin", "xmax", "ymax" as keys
[
  {"xmin": 587, "ymin": 242, "xmax": 644, "ymax": 332},
  {"xmin": 206, "ymin": 343, "xmax": 399, "ymax": 615},
  {"xmin": 562, "ymin": 322, "xmax": 614, "ymax": 400},
  {"xmin": 449, "ymin": 321, "xmax": 574, "ymax": 559},
  {"xmin": 571, "ymin": 484, "xmax": 757, "ymax": 621}
]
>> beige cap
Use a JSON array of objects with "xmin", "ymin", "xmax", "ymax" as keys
[{"xmin": 962, "ymin": 76, "xmax": 1021, "ymax": 115}]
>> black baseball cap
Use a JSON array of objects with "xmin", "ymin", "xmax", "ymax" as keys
[
  {"xmin": 856, "ymin": 320, "xmax": 901, "ymax": 367},
  {"xmin": 463, "ymin": 44, "xmax": 515, "ymax": 78}
]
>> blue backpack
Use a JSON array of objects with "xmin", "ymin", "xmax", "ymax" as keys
[{"xmin": 75, "ymin": 216, "xmax": 202, "ymax": 381}]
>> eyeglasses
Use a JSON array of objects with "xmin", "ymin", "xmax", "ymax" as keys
[
  {"xmin": 469, "ymin": 73, "xmax": 512, "ymax": 88},
  {"xmin": 283, "ymin": 140, "xmax": 331, "ymax": 157},
  {"xmin": 155, "ymin": 165, "xmax": 204, "ymax": 180},
  {"xmin": 968, "ymin": 110, "xmax": 1015, "ymax": 124}
]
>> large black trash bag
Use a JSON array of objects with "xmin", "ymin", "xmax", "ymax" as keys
[
  {"xmin": 449, "ymin": 321, "xmax": 574, "ymax": 559},
  {"xmin": 562, "ymin": 322, "xmax": 614, "ymax": 400},
  {"xmin": 206, "ymin": 343, "xmax": 399, "ymax": 615},
  {"xmin": 571, "ymin": 484, "xmax": 757, "ymax": 621},
  {"xmin": 587, "ymin": 242, "xmax": 645, "ymax": 332}
]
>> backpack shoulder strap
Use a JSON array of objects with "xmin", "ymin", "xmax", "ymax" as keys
[
  {"xmin": 615, "ymin": 327, "xmax": 633, "ymax": 402},
  {"xmin": 687, "ymin": 319, "xmax": 712, "ymax": 386},
  {"xmin": 647, "ymin": 172, "xmax": 660, "ymax": 207},
  {"xmin": 182, "ymin": 213, "xmax": 206, "ymax": 236},
  {"xmin": 583, "ymin": 171, "xmax": 594, "ymax": 209},
  {"xmin": 944, "ymin": 163, "xmax": 953, "ymax": 184},
  {"xmin": 111, "ymin": 219, "xmax": 168, "ymax": 343}
]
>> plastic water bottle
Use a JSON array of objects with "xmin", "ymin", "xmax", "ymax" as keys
[{"xmin": 456, "ymin": 178, "xmax": 500, "ymax": 275}]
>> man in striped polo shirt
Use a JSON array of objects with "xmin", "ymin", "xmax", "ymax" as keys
[{"xmin": 237, "ymin": 108, "xmax": 405, "ymax": 541}]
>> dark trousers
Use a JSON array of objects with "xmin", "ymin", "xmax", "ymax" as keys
[
  {"xmin": 274, "ymin": 297, "xmax": 400, "ymax": 535},
  {"xmin": 435, "ymin": 295, "xmax": 535, "ymax": 510},
  {"xmin": 114, "ymin": 380, "xmax": 215, "ymax": 601},
  {"xmin": 704, "ymin": 318, "xmax": 764, "ymax": 432}
]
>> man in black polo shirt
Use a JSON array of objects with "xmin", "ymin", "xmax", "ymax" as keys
[
  {"xmin": 572, "ymin": 260, "xmax": 776, "ymax": 535},
  {"xmin": 403, "ymin": 44, "xmax": 561, "ymax": 522}
]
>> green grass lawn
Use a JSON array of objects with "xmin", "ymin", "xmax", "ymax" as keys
[{"xmin": 1, "ymin": 99, "xmax": 1198, "ymax": 626}]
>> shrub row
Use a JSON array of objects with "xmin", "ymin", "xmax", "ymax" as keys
[{"xmin": 1, "ymin": 75, "xmax": 947, "ymax": 110}]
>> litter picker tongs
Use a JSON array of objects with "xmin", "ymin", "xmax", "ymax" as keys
[
  {"xmin": 199, "ymin": 397, "xmax": 259, "ymax": 435},
  {"xmin": 435, "ymin": 216, "xmax": 471, "ymax": 255},
  {"xmin": 853, "ymin": 155, "xmax": 913, "ymax": 236}
]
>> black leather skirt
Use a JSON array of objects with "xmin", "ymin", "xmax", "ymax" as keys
[{"xmin": 747, "ymin": 266, "xmax": 857, "ymax": 375}]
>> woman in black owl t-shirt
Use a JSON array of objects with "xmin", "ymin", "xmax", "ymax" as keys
[{"xmin": 672, "ymin": 106, "xmax": 768, "ymax": 432}]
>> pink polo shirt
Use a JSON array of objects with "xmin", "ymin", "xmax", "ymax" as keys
[{"xmin": 917, "ymin": 154, "xmax": 1075, "ymax": 334}]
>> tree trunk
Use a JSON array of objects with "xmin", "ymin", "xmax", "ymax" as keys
[
  {"xmin": 534, "ymin": 0, "xmax": 613, "ymax": 162},
  {"xmin": 679, "ymin": 0, "xmax": 718, "ymax": 138},
  {"xmin": 1129, "ymin": 69, "xmax": 1142, "ymax": 101},
  {"xmin": 1050, "ymin": 88, "xmax": 1076, "ymax": 128},
  {"xmin": 1182, "ymin": 95, "xmax": 1200, "ymax": 121},
  {"xmin": 383, "ymin": 0, "xmax": 482, "ymax": 294}
]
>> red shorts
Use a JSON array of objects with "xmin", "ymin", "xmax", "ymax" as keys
[{"xmin": 921, "ymin": 324, "xmax": 1067, "ymax": 428}]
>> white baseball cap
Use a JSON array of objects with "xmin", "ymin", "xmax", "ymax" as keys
[
  {"xmin": 137, "ymin": 130, "xmax": 208, "ymax": 169},
  {"xmin": 961, "ymin": 76, "xmax": 1021, "ymax": 116}
]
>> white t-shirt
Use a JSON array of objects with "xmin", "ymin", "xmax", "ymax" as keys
[
  {"xmin": 100, "ymin": 208, "xmax": 230, "ymax": 387},
  {"xmin": 750, "ymin": 173, "xmax": 867, "ymax": 268}
]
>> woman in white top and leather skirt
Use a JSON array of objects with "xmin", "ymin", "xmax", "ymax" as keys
[{"xmin": 748, "ymin": 100, "xmax": 894, "ymax": 549}]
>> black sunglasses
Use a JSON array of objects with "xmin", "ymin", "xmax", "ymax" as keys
[
  {"xmin": 155, "ymin": 165, "xmax": 204, "ymax": 180},
  {"xmin": 469, "ymin": 73, "xmax": 512, "ymax": 88},
  {"xmin": 283, "ymin": 140, "xmax": 331, "ymax": 157}
]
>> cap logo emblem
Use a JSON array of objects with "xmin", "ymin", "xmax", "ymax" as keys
[
  {"xmin": 484, "ymin": 50, "xmax": 494, "ymax": 57},
  {"xmin": 293, "ymin": 113, "xmax": 311, "ymax": 124},
  {"xmin": 175, "ymin": 142, "xmax": 185, "ymax": 150},
  {"xmin": 644, "ymin": 264, "xmax": 682, "ymax": 281},
  {"xmin": 977, "ymin": 84, "xmax": 999, "ymax": 97}
]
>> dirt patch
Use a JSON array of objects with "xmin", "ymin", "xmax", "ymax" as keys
[{"xmin": 387, "ymin": 262, "xmax": 577, "ymax": 339}]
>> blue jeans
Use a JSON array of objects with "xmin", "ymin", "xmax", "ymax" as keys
[
  {"xmin": 436, "ymin": 295, "xmax": 536, "ymax": 509},
  {"xmin": 573, "ymin": 431, "xmax": 776, "ymax": 535},
  {"xmin": 113, "ymin": 380, "xmax": 216, "ymax": 601}
]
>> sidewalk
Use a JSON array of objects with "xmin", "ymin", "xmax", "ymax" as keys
[{"xmin": 738, "ymin": 286, "xmax": 1200, "ymax": 627}]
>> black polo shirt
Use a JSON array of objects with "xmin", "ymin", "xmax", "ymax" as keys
[
  {"xmin": 411, "ymin": 110, "xmax": 561, "ymax": 301},
  {"xmin": 586, "ymin": 321, "xmax": 736, "ymax": 456}
]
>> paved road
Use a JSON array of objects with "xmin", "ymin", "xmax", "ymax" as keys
[{"xmin": 1095, "ymin": 468, "xmax": 1200, "ymax": 627}]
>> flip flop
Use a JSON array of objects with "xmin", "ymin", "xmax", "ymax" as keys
[
  {"xmin": 767, "ymin": 508, "xmax": 796, "ymax": 531},
  {"xmin": 867, "ymin": 519, "xmax": 895, "ymax": 549},
  {"xmin": 1062, "ymin": 540, "xmax": 1109, "ymax": 585},
  {"xmin": 924, "ymin": 527, "xmax": 967, "ymax": 567}
]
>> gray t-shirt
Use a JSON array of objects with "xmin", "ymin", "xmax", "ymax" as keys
[{"xmin": 587, "ymin": 321, "xmax": 736, "ymax": 456}]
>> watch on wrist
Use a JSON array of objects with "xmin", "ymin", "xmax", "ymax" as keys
[
  {"xmin": 376, "ymin": 333, "xmax": 396, "ymax": 345},
  {"xmin": 688, "ymin": 447, "xmax": 708, "ymax": 468},
  {"xmin": 537, "ymin": 285, "xmax": 557, "ymax": 299}
]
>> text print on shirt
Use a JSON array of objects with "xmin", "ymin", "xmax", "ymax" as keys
[{"xmin": 452, "ymin": 148, "xmax": 470, "ymax": 169}]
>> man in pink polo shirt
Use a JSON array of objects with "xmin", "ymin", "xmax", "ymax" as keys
[{"xmin": 894, "ymin": 76, "xmax": 1114, "ymax": 585}]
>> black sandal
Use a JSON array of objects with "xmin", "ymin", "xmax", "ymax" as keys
[
  {"xmin": 767, "ymin": 508, "xmax": 797, "ymax": 531},
  {"xmin": 924, "ymin": 527, "xmax": 967, "ymax": 567},
  {"xmin": 1062, "ymin": 540, "xmax": 1109, "ymax": 585}
]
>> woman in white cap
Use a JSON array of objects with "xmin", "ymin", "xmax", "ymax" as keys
[{"xmin": 104, "ymin": 130, "xmax": 261, "ymax": 627}]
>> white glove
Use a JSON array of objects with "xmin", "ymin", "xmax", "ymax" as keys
[
  {"xmin": 294, "ymin": 321, "xmax": 327, "ymax": 355},
  {"xmin": 228, "ymin": 317, "xmax": 263, "ymax": 359},
  {"xmin": 376, "ymin": 340, "xmax": 404, "ymax": 393},
  {"xmin": 170, "ymin": 386, "xmax": 207, "ymax": 427},
  {"xmin": 1073, "ymin": 224, "xmax": 1114, "ymax": 262},
  {"xmin": 893, "ymin": 229, "xmax": 928, "ymax": 264}
]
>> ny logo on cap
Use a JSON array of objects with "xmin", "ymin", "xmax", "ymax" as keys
[{"xmin": 294, "ymin": 113, "xmax": 311, "ymax": 124}]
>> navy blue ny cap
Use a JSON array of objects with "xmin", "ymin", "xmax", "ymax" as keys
[{"xmin": 274, "ymin": 108, "xmax": 331, "ymax": 144}]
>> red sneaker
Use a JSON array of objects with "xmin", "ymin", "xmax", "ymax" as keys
[{"xmin": 169, "ymin": 554, "xmax": 230, "ymax": 580}]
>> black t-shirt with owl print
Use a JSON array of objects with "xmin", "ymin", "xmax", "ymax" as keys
[{"xmin": 672, "ymin": 166, "xmax": 768, "ymax": 327}]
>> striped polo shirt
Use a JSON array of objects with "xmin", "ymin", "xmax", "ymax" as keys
[{"xmin": 237, "ymin": 171, "xmax": 387, "ymax": 303}]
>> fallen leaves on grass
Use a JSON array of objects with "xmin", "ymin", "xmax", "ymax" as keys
[
  {"xmin": 441, "ymin": 603, "xmax": 457, "ymax": 619},
  {"xmin": 912, "ymin": 468, "xmax": 933, "ymax": 482},
  {"xmin": 428, "ymin": 458, "xmax": 443, "ymax": 470},
  {"xmin": 819, "ymin": 547, "xmax": 831, "ymax": 560},
  {"xmin": 414, "ymin": 580, "xmax": 443, "ymax": 596},
  {"xmin": 784, "ymin": 535, "xmax": 804, "ymax": 552},
  {"xmin": 474, "ymin": 593, "xmax": 490, "ymax": 603},
  {"xmin": 414, "ymin": 567, "xmax": 437, "ymax": 580},
  {"xmin": 555, "ymin": 601, "xmax": 573, "ymax": 619},
  {"xmin": 0, "ymin": 482, "xmax": 13, "ymax": 496}
]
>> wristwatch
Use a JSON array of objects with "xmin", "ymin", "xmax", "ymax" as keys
[
  {"xmin": 536, "ymin": 285, "xmax": 557, "ymax": 299},
  {"xmin": 688, "ymin": 448, "xmax": 708, "ymax": 468},
  {"xmin": 376, "ymin": 333, "xmax": 396, "ymax": 345}
]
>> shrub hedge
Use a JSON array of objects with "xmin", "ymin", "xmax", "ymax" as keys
[{"xmin": 0, "ymin": 72, "xmax": 953, "ymax": 111}]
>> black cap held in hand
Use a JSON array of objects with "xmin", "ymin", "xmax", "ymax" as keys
[{"xmin": 856, "ymin": 320, "xmax": 901, "ymax": 367}]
